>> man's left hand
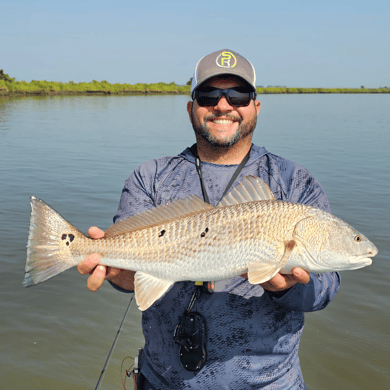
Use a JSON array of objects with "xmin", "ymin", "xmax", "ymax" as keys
[
  {"xmin": 260, "ymin": 268, "xmax": 310, "ymax": 292},
  {"xmin": 241, "ymin": 268, "xmax": 310, "ymax": 291}
]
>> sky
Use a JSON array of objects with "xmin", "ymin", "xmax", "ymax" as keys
[{"xmin": 1, "ymin": 0, "xmax": 389, "ymax": 88}]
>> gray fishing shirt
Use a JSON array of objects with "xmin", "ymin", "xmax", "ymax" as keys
[{"xmin": 113, "ymin": 144, "xmax": 340, "ymax": 389}]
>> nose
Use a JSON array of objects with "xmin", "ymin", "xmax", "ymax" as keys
[{"xmin": 214, "ymin": 94, "xmax": 233, "ymax": 111}]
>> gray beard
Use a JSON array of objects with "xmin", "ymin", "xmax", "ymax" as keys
[{"xmin": 191, "ymin": 111, "xmax": 257, "ymax": 148}]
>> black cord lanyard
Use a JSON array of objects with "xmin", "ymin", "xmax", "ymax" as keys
[
  {"xmin": 189, "ymin": 143, "xmax": 252, "ymax": 206},
  {"xmin": 188, "ymin": 143, "xmax": 251, "ymax": 299}
]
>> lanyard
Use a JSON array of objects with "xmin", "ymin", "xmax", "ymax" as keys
[{"xmin": 189, "ymin": 143, "xmax": 252, "ymax": 206}]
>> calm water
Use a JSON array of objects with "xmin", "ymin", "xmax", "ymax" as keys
[{"xmin": 0, "ymin": 94, "xmax": 389, "ymax": 389}]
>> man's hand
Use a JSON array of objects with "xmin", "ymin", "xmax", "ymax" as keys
[
  {"xmin": 260, "ymin": 268, "xmax": 310, "ymax": 292},
  {"xmin": 77, "ymin": 227, "xmax": 135, "ymax": 292},
  {"xmin": 241, "ymin": 268, "xmax": 310, "ymax": 291}
]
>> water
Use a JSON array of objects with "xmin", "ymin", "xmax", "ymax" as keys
[{"xmin": 0, "ymin": 94, "xmax": 389, "ymax": 389}]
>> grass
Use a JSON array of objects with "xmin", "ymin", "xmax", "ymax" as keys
[{"xmin": 0, "ymin": 80, "xmax": 389, "ymax": 95}]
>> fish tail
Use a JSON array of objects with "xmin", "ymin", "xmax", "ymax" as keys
[{"xmin": 23, "ymin": 197, "xmax": 86, "ymax": 287}]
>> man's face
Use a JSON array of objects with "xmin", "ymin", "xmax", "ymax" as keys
[{"xmin": 187, "ymin": 76, "xmax": 261, "ymax": 147}]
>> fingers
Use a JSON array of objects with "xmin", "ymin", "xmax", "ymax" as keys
[
  {"xmin": 292, "ymin": 268, "xmax": 310, "ymax": 284},
  {"xmin": 77, "ymin": 253, "xmax": 101, "ymax": 275},
  {"xmin": 261, "ymin": 273, "xmax": 292, "ymax": 291},
  {"xmin": 87, "ymin": 265, "xmax": 107, "ymax": 292},
  {"xmin": 88, "ymin": 226, "xmax": 105, "ymax": 239},
  {"xmin": 261, "ymin": 268, "xmax": 310, "ymax": 292}
]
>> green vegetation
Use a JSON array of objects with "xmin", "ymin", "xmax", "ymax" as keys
[
  {"xmin": 256, "ymin": 86, "xmax": 389, "ymax": 94},
  {"xmin": 0, "ymin": 72, "xmax": 389, "ymax": 95},
  {"xmin": 0, "ymin": 78, "xmax": 190, "ymax": 95}
]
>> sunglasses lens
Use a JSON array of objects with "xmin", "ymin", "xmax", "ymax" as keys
[
  {"xmin": 196, "ymin": 89, "xmax": 221, "ymax": 107},
  {"xmin": 196, "ymin": 88, "xmax": 253, "ymax": 107},
  {"xmin": 227, "ymin": 88, "xmax": 252, "ymax": 107},
  {"xmin": 173, "ymin": 312, "xmax": 207, "ymax": 371}
]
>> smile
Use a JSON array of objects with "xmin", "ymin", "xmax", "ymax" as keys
[{"xmin": 211, "ymin": 119, "xmax": 236, "ymax": 125}]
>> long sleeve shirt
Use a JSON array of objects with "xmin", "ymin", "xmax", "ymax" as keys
[{"xmin": 113, "ymin": 144, "xmax": 340, "ymax": 389}]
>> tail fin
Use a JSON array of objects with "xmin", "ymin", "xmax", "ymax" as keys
[{"xmin": 23, "ymin": 197, "xmax": 86, "ymax": 287}]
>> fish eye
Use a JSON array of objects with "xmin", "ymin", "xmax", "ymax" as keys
[{"xmin": 354, "ymin": 235, "xmax": 362, "ymax": 242}]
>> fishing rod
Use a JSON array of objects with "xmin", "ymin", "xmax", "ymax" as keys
[{"xmin": 95, "ymin": 294, "xmax": 135, "ymax": 390}]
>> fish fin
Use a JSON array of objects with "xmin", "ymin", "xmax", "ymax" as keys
[
  {"xmin": 134, "ymin": 272, "xmax": 174, "ymax": 311},
  {"xmin": 24, "ymin": 197, "xmax": 85, "ymax": 287},
  {"xmin": 247, "ymin": 240, "xmax": 296, "ymax": 284},
  {"xmin": 218, "ymin": 176, "xmax": 276, "ymax": 207},
  {"xmin": 105, "ymin": 195, "xmax": 214, "ymax": 238}
]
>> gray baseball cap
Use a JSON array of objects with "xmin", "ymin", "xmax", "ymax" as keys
[{"xmin": 190, "ymin": 49, "xmax": 256, "ymax": 98}]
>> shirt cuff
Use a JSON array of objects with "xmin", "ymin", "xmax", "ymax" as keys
[
  {"xmin": 108, "ymin": 280, "xmax": 134, "ymax": 293},
  {"xmin": 264, "ymin": 287, "xmax": 292, "ymax": 299}
]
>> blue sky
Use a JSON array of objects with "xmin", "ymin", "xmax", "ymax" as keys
[{"xmin": 2, "ymin": 0, "xmax": 389, "ymax": 87}]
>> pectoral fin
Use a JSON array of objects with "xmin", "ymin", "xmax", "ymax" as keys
[
  {"xmin": 248, "ymin": 240, "xmax": 296, "ymax": 284},
  {"xmin": 134, "ymin": 272, "xmax": 174, "ymax": 311}
]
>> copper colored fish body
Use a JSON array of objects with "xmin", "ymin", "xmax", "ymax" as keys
[{"xmin": 24, "ymin": 177, "xmax": 377, "ymax": 310}]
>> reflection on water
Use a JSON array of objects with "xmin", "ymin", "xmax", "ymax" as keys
[{"xmin": 0, "ymin": 94, "xmax": 389, "ymax": 389}]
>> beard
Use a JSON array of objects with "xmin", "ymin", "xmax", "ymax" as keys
[{"xmin": 190, "ymin": 108, "xmax": 257, "ymax": 148}]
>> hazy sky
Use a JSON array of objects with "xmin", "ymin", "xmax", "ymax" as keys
[{"xmin": 2, "ymin": 0, "xmax": 389, "ymax": 88}]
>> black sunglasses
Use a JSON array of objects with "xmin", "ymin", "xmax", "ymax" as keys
[{"xmin": 193, "ymin": 87, "xmax": 256, "ymax": 107}]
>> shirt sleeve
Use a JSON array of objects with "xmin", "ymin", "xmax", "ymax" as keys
[{"xmin": 113, "ymin": 160, "xmax": 158, "ymax": 223}]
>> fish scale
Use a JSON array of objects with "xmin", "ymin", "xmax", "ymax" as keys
[{"xmin": 23, "ymin": 176, "xmax": 377, "ymax": 311}]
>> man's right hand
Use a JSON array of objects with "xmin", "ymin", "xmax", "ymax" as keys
[{"xmin": 77, "ymin": 226, "xmax": 135, "ymax": 292}]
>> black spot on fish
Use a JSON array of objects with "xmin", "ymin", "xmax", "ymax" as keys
[
  {"xmin": 68, "ymin": 234, "xmax": 75, "ymax": 242},
  {"xmin": 159, "ymin": 230, "xmax": 166, "ymax": 237},
  {"xmin": 66, "ymin": 242, "xmax": 69, "ymax": 246},
  {"xmin": 62, "ymin": 234, "xmax": 67, "ymax": 240},
  {"xmin": 200, "ymin": 227, "xmax": 209, "ymax": 238}
]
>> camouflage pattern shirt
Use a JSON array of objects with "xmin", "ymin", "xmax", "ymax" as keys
[{"xmin": 112, "ymin": 144, "xmax": 341, "ymax": 389}]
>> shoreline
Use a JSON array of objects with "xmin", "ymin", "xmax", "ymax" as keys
[
  {"xmin": 0, "ymin": 82, "xmax": 389, "ymax": 97},
  {"xmin": 1, "ymin": 89, "xmax": 389, "ymax": 97}
]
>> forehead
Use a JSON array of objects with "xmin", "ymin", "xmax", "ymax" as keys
[{"xmin": 201, "ymin": 75, "xmax": 248, "ymax": 89}]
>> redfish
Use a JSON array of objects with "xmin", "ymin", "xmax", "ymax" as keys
[{"xmin": 23, "ymin": 177, "xmax": 377, "ymax": 310}]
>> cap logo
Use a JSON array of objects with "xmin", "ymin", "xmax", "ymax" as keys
[{"xmin": 216, "ymin": 51, "xmax": 237, "ymax": 68}]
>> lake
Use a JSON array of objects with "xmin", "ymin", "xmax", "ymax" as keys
[{"xmin": 0, "ymin": 94, "xmax": 389, "ymax": 389}]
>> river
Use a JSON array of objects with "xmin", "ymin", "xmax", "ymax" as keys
[{"xmin": 0, "ymin": 94, "xmax": 389, "ymax": 389}]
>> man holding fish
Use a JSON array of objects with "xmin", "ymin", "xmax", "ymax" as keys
[{"xmin": 75, "ymin": 50, "xmax": 347, "ymax": 389}]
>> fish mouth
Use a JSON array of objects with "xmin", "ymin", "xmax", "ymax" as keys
[{"xmin": 347, "ymin": 252, "xmax": 376, "ymax": 269}]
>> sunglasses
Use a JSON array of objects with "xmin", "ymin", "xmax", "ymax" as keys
[{"xmin": 193, "ymin": 87, "xmax": 256, "ymax": 107}]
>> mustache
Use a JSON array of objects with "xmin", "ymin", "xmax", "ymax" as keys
[{"xmin": 204, "ymin": 113, "xmax": 242, "ymax": 123}]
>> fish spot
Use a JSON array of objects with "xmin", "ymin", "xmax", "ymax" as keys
[
  {"xmin": 200, "ymin": 228, "xmax": 209, "ymax": 238},
  {"xmin": 159, "ymin": 230, "xmax": 166, "ymax": 237},
  {"xmin": 62, "ymin": 233, "xmax": 75, "ymax": 246}
]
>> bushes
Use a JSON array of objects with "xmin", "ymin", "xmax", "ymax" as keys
[{"xmin": 1, "ymin": 78, "xmax": 389, "ymax": 95}]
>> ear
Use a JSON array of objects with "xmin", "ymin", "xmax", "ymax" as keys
[
  {"xmin": 187, "ymin": 101, "xmax": 193, "ymax": 122},
  {"xmin": 255, "ymin": 100, "xmax": 261, "ymax": 115}
]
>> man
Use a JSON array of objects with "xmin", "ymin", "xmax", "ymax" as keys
[{"xmin": 78, "ymin": 49, "xmax": 340, "ymax": 389}]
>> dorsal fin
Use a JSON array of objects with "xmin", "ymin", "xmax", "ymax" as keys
[
  {"xmin": 105, "ymin": 195, "xmax": 214, "ymax": 238},
  {"xmin": 217, "ymin": 176, "xmax": 276, "ymax": 207}
]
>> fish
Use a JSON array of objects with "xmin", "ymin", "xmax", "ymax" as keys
[{"xmin": 23, "ymin": 176, "xmax": 377, "ymax": 311}]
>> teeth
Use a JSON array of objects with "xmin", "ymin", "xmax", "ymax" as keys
[{"xmin": 213, "ymin": 119, "xmax": 234, "ymax": 125}]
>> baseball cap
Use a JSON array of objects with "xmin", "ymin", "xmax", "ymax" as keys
[{"xmin": 190, "ymin": 49, "xmax": 256, "ymax": 98}]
